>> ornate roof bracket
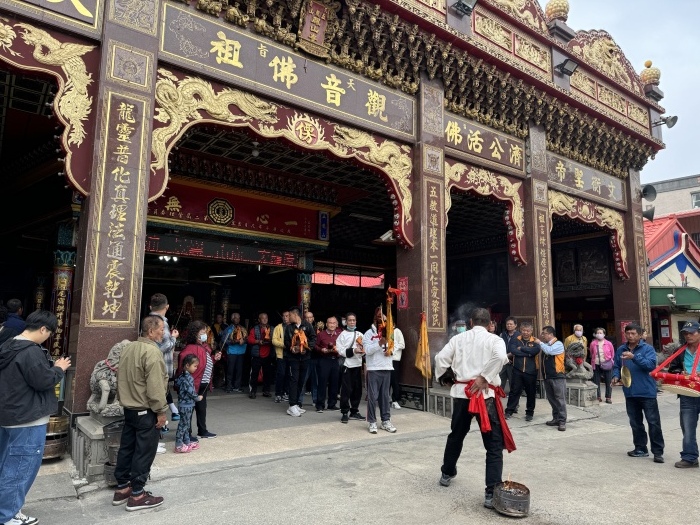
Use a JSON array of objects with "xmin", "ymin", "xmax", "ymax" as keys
[{"xmin": 548, "ymin": 189, "xmax": 629, "ymax": 280}]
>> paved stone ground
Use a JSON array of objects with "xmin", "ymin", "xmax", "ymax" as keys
[{"xmin": 25, "ymin": 387, "xmax": 693, "ymax": 524}]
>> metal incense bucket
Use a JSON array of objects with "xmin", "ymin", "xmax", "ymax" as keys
[{"xmin": 492, "ymin": 481, "xmax": 530, "ymax": 518}]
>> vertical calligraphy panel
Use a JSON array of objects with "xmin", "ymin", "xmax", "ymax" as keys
[
  {"xmin": 85, "ymin": 90, "xmax": 149, "ymax": 325},
  {"xmin": 534, "ymin": 206, "xmax": 554, "ymax": 328},
  {"xmin": 423, "ymin": 178, "xmax": 446, "ymax": 332}
]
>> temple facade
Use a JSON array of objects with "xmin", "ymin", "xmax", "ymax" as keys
[{"xmin": 0, "ymin": 0, "xmax": 668, "ymax": 417}]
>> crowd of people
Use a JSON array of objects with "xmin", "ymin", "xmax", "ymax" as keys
[
  {"xmin": 436, "ymin": 311, "xmax": 700, "ymax": 510},
  {"xmin": 1, "ymin": 296, "xmax": 700, "ymax": 521}
]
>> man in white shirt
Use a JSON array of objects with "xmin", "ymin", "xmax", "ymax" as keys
[
  {"xmin": 364, "ymin": 308, "xmax": 397, "ymax": 434},
  {"xmin": 336, "ymin": 312, "xmax": 365, "ymax": 423},
  {"xmin": 435, "ymin": 308, "xmax": 509, "ymax": 510},
  {"xmin": 390, "ymin": 326, "xmax": 406, "ymax": 409}
]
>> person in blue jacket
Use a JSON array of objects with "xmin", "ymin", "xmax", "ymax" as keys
[{"xmin": 612, "ymin": 322, "xmax": 665, "ymax": 464}]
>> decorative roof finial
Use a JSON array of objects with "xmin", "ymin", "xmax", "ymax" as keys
[
  {"xmin": 545, "ymin": 0, "xmax": 570, "ymax": 23},
  {"xmin": 640, "ymin": 60, "xmax": 661, "ymax": 86}
]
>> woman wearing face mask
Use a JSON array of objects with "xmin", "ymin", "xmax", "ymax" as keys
[
  {"xmin": 177, "ymin": 320, "xmax": 221, "ymax": 440},
  {"xmin": 563, "ymin": 325, "xmax": 589, "ymax": 365},
  {"xmin": 589, "ymin": 327, "xmax": 615, "ymax": 403}
]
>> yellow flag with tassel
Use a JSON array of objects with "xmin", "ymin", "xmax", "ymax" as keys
[{"xmin": 415, "ymin": 312, "xmax": 431, "ymax": 379}]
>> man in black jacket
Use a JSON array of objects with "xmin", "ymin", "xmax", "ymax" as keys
[
  {"xmin": 0, "ymin": 299, "xmax": 26, "ymax": 347},
  {"xmin": 505, "ymin": 322, "xmax": 539, "ymax": 422},
  {"xmin": 0, "ymin": 310, "xmax": 70, "ymax": 525},
  {"xmin": 283, "ymin": 307, "xmax": 316, "ymax": 417}
]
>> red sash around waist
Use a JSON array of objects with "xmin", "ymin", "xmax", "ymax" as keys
[{"xmin": 455, "ymin": 379, "xmax": 516, "ymax": 453}]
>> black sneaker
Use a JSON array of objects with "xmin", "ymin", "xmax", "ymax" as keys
[
  {"xmin": 654, "ymin": 455, "xmax": 664, "ymax": 463},
  {"xmin": 262, "ymin": 392, "xmax": 271, "ymax": 397},
  {"xmin": 350, "ymin": 412, "xmax": 365, "ymax": 420},
  {"xmin": 484, "ymin": 492, "xmax": 494, "ymax": 509},
  {"xmin": 545, "ymin": 419, "xmax": 558, "ymax": 426},
  {"xmin": 326, "ymin": 405, "xmax": 340, "ymax": 411},
  {"xmin": 189, "ymin": 435, "xmax": 199, "ymax": 443},
  {"xmin": 439, "ymin": 473, "xmax": 455, "ymax": 487},
  {"xmin": 341, "ymin": 413, "xmax": 349, "ymax": 423},
  {"xmin": 504, "ymin": 412, "xmax": 512, "ymax": 420},
  {"xmin": 627, "ymin": 449, "xmax": 649, "ymax": 457},
  {"xmin": 316, "ymin": 407, "xmax": 324, "ymax": 413},
  {"xmin": 249, "ymin": 393, "xmax": 256, "ymax": 399},
  {"xmin": 525, "ymin": 415, "xmax": 533, "ymax": 422},
  {"xmin": 198, "ymin": 431, "xmax": 217, "ymax": 439}
]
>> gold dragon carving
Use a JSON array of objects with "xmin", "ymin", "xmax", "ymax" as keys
[
  {"xmin": 548, "ymin": 189, "xmax": 628, "ymax": 277},
  {"xmin": 10, "ymin": 23, "xmax": 95, "ymax": 147},
  {"xmin": 331, "ymin": 126, "xmax": 413, "ymax": 223},
  {"xmin": 151, "ymin": 69, "xmax": 279, "ymax": 173},
  {"xmin": 487, "ymin": 0, "xmax": 545, "ymax": 32},
  {"xmin": 444, "ymin": 162, "xmax": 524, "ymax": 243},
  {"xmin": 573, "ymin": 37, "xmax": 633, "ymax": 91}
]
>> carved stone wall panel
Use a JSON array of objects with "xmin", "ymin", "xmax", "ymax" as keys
[
  {"xmin": 445, "ymin": 159, "xmax": 526, "ymax": 265},
  {"xmin": 107, "ymin": 41, "xmax": 153, "ymax": 92},
  {"xmin": 421, "ymin": 85, "xmax": 444, "ymax": 136},
  {"xmin": 548, "ymin": 189, "xmax": 629, "ymax": 280},
  {"xmin": 423, "ymin": 145, "xmax": 443, "ymax": 176},
  {"xmin": 109, "ymin": 0, "xmax": 158, "ymax": 36},
  {"xmin": 151, "ymin": 68, "xmax": 415, "ymax": 247}
]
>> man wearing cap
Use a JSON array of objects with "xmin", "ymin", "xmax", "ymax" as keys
[
  {"xmin": 668, "ymin": 321, "xmax": 700, "ymax": 468},
  {"xmin": 612, "ymin": 323, "xmax": 664, "ymax": 464}
]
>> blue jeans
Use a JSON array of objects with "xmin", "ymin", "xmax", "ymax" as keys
[
  {"xmin": 0, "ymin": 424, "xmax": 47, "ymax": 522},
  {"xmin": 680, "ymin": 395, "xmax": 700, "ymax": 462},
  {"xmin": 625, "ymin": 396, "xmax": 664, "ymax": 456}
]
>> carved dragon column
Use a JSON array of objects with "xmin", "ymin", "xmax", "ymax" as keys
[
  {"xmin": 66, "ymin": 1, "xmax": 161, "ymax": 416},
  {"xmin": 396, "ymin": 75, "xmax": 448, "ymax": 388},
  {"xmin": 611, "ymin": 169, "xmax": 650, "ymax": 340},
  {"xmin": 508, "ymin": 123, "xmax": 555, "ymax": 331}
]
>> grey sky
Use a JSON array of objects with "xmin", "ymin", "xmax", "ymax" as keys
[{"xmin": 547, "ymin": 0, "xmax": 700, "ymax": 183}]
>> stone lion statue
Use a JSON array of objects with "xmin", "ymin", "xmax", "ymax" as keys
[
  {"xmin": 565, "ymin": 341, "xmax": 593, "ymax": 380},
  {"xmin": 86, "ymin": 339, "xmax": 130, "ymax": 417}
]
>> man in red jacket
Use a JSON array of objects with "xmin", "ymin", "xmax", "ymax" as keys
[
  {"xmin": 314, "ymin": 316, "xmax": 342, "ymax": 413},
  {"xmin": 248, "ymin": 313, "xmax": 273, "ymax": 399}
]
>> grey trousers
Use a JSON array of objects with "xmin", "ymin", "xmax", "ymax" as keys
[
  {"xmin": 543, "ymin": 377, "xmax": 567, "ymax": 423},
  {"xmin": 366, "ymin": 370, "xmax": 392, "ymax": 424}
]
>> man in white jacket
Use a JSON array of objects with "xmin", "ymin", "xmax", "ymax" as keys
[
  {"xmin": 390, "ymin": 326, "xmax": 406, "ymax": 409},
  {"xmin": 364, "ymin": 308, "xmax": 397, "ymax": 434},
  {"xmin": 434, "ymin": 307, "xmax": 508, "ymax": 510},
  {"xmin": 336, "ymin": 312, "xmax": 365, "ymax": 424}
]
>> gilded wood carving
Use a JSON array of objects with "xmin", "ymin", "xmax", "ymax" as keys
[
  {"xmin": 445, "ymin": 161, "xmax": 526, "ymax": 265},
  {"xmin": 151, "ymin": 69, "xmax": 414, "ymax": 246},
  {"xmin": 548, "ymin": 189, "xmax": 629, "ymax": 279},
  {"xmin": 16, "ymin": 23, "xmax": 95, "ymax": 146},
  {"xmin": 183, "ymin": 0, "xmax": 660, "ymax": 179}
]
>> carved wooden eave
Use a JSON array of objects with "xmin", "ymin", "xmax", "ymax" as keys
[{"xmin": 182, "ymin": 0, "xmax": 661, "ymax": 179}]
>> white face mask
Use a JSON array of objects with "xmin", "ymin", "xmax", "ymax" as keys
[
  {"xmin": 574, "ymin": 330, "xmax": 583, "ymax": 337},
  {"xmin": 199, "ymin": 333, "xmax": 207, "ymax": 342},
  {"xmin": 596, "ymin": 333, "xmax": 605, "ymax": 340}
]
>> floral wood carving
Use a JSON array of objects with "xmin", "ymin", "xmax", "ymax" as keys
[
  {"xmin": 548, "ymin": 189, "xmax": 629, "ymax": 279},
  {"xmin": 445, "ymin": 161, "xmax": 526, "ymax": 265}
]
